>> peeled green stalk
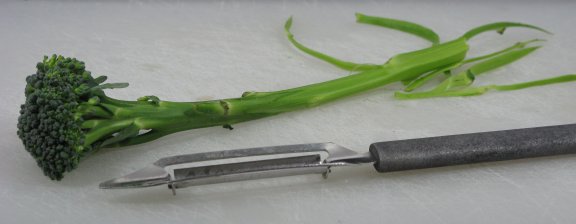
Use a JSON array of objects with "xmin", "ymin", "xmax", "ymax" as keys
[{"xmin": 92, "ymin": 38, "xmax": 469, "ymax": 147}]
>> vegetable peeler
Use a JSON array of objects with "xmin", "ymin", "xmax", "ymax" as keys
[{"xmin": 100, "ymin": 124, "xmax": 576, "ymax": 193}]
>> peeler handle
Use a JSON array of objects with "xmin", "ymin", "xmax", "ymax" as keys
[{"xmin": 369, "ymin": 124, "xmax": 576, "ymax": 172}]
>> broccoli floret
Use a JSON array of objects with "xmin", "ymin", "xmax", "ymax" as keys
[{"xmin": 18, "ymin": 55, "xmax": 101, "ymax": 180}]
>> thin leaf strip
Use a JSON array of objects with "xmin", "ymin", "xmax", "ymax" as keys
[
  {"xmin": 396, "ymin": 74, "xmax": 576, "ymax": 100},
  {"xmin": 404, "ymin": 63, "xmax": 461, "ymax": 92},
  {"xmin": 492, "ymin": 74, "xmax": 576, "ymax": 91},
  {"xmin": 284, "ymin": 17, "xmax": 381, "ymax": 71},
  {"xmin": 355, "ymin": 13, "xmax": 440, "ymax": 44},
  {"xmin": 462, "ymin": 22, "xmax": 551, "ymax": 40},
  {"xmin": 463, "ymin": 39, "xmax": 544, "ymax": 64},
  {"xmin": 468, "ymin": 47, "xmax": 540, "ymax": 76}
]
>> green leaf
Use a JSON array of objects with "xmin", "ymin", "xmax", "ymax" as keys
[
  {"xmin": 462, "ymin": 22, "xmax": 551, "ymax": 40},
  {"xmin": 87, "ymin": 96, "xmax": 100, "ymax": 105},
  {"xmin": 395, "ymin": 87, "xmax": 488, "ymax": 99},
  {"xmin": 468, "ymin": 46, "xmax": 540, "ymax": 76},
  {"xmin": 463, "ymin": 39, "xmax": 544, "ymax": 64},
  {"xmin": 355, "ymin": 13, "xmax": 440, "ymax": 44},
  {"xmin": 404, "ymin": 63, "xmax": 461, "ymax": 92},
  {"xmin": 396, "ymin": 46, "xmax": 541, "ymax": 99},
  {"xmin": 492, "ymin": 74, "xmax": 576, "ymax": 91},
  {"xmin": 93, "ymin": 76, "xmax": 108, "ymax": 84},
  {"xmin": 81, "ymin": 120, "xmax": 99, "ymax": 129},
  {"xmin": 100, "ymin": 123, "xmax": 141, "ymax": 147},
  {"xmin": 77, "ymin": 103, "xmax": 112, "ymax": 118},
  {"xmin": 438, "ymin": 47, "xmax": 539, "ymax": 90},
  {"xmin": 285, "ymin": 17, "xmax": 381, "ymax": 72},
  {"xmin": 402, "ymin": 38, "xmax": 537, "ymax": 92},
  {"xmin": 91, "ymin": 82, "xmax": 129, "ymax": 91},
  {"xmin": 137, "ymin": 95, "xmax": 161, "ymax": 105},
  {"xmin": 396, "ymin": 74, "xmax": 576, "ymax": 100}
]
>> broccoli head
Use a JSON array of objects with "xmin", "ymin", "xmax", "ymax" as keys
[{"xmin": 17, "ymin": 55, "xmax": 110, "ymax": 180}]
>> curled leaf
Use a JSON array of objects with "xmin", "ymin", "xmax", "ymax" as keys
[
  {"xmin": 355, "ymin": 13, "xmax": 440, "ymax": 45},
  {"xmin": 462, "ymin": 22, "xmax": 551, "ymax": 40},
  {"xmin": 285, "ymin": 17, "xmax": 381, "ymax": 71}
]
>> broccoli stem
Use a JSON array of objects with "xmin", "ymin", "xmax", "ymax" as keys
[{"xmin": 88, "ymin": 38, "xmax": 468, "ymax": 147}]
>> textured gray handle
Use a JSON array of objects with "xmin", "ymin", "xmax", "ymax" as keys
[{"xmin": 369, "ymin": 124, "xmax": 576, "ymax": 172}]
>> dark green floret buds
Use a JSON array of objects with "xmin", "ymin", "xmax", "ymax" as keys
[{"xmin": 18, "ymin": 55, "xmax": 102, "ymax": 180}]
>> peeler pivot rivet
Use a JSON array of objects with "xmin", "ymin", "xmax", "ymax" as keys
[
  {"xmin": 322, "ymin": 167, "xmax": 332, "ymax": 179},
  {"xmin": 168, "ymin": 183, "xmax": 177, "ymax": 196}
]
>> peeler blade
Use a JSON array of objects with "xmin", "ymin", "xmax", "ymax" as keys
[
  {"xmin": 99, "ymin": 143, "xmax": 373, "ymax": 190},
  {"xmin": 99, "ymin": 165, "xmax": 170, "ymax": 189}
]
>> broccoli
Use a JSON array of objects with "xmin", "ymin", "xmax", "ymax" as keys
[
  {"xmin": 17, "ymin": 55, "xmax": 122, "ymax": 180},
  {"xmin": 18, "ymin": 15, "xmax": 576, "ymax": 180}
]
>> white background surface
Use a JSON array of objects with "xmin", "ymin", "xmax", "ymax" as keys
[{"xmin": 1, "ymin": 0, "xmax": 576, "ymax": 223}]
